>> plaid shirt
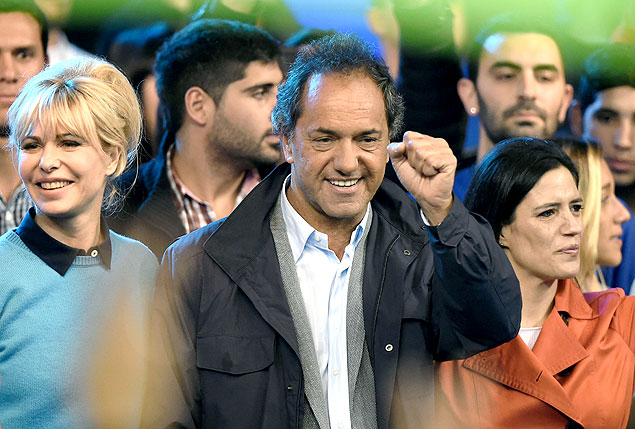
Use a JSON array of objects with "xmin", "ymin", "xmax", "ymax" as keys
[
  {"xmin": 166, "ymin": 145, "xmax": 260, "ymax": 234},
  {"xmin": 0, "ymin": 183, "xmax": 31, "ymax": 235}
]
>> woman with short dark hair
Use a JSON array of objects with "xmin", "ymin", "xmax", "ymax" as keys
[{"xmin": 436, "ymin": 137, "xmax": 635, "ymax": 428}]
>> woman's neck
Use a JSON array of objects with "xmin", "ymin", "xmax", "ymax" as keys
[
  {"xmin": 518, "ymin": 275, "xmax": 559, "ymax": 329},
  {"xmin": 34, "ymin": 209, "xmax": 103, "ymax": 251}
]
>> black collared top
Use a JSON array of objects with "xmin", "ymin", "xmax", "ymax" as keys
[{"xmin": 16, "ymin": 208, "xmax": 112, "ymax": 276}]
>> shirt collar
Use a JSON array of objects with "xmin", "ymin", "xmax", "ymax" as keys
[
  {"xmin": 279, "ymin": 175, "xmax": 370, "ymax": 262},
  {"xmin": 16, "ymin": 207, "xmax": 112, "ymax": 276},
  {"xmin": 166, "ymin": 143, "xmax": 262, "ymax": 205}
]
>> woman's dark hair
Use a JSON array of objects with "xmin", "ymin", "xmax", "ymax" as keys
[{"xmin": 464, "ymin": 137, "xmax": 579, "ymax": 240}]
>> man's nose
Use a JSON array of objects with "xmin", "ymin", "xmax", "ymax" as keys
[
  {"xmin": 0, "ymin": 54, "xmax": 18, "ymax": 82},
  {"xmin": 518, "ymin": 71, "xmax": 537, "ymax": 100},
  {"xmin": 613, "ymin": 118, "xmax": 633, "ymax": 149},
  {"xmin": 333, "ymin": 139, "xmax": 359, "ymax": 174}
]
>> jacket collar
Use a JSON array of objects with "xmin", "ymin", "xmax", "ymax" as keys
[
  {"xmin": 553, "ymin": 278, "xmax": 595, "ymax": 320},
  {"xmin": 203, "ymin": 163, "xmax": 299, "ymax": 355},
  {"xmin": 463, "ymin": 279, "xmax": 589, "ymax": 425}
]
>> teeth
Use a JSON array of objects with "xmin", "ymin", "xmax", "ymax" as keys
[
  {"xmin": 330, "ymin": 179, "xmax": 359, "ymax": 187},
  {"xmin": 40, "ymin": 181, "xmax": 70, "ymax": 190}
]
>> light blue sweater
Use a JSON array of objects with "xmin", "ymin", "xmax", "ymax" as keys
[{"xmin": 0, "ymin": 230, "xmax": 158, "ymax": 428}]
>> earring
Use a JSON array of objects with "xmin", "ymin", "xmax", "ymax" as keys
[{"xmin": 469, "ymin": 107, "xmax": 477, "ymax": 115}]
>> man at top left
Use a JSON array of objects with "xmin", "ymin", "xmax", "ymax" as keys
[
  {"xmin": 0, "ymin": 0, "xmax": 47, "ymax": 235},
  {"xmin": 109, "ymin": 18, "xmax": 283, "ymax": 258}
]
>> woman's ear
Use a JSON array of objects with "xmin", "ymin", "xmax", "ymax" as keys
[
  {"xmin": 498, "ymin": 231, "xmax": 508, "ymax": 248},
  {"xmin": 106, "ymin": 147, "xmax": 122, "ymax": 176}
]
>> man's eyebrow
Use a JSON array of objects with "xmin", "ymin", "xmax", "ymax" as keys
[
  {"xmin": 10, "ymin": 45, "xmax": 37, "ymax": 52},
  {"xmin": 242, "ymin": 82, "xmax": 276, "ymax": 93},
  {"xmin": 594, "ymin": 108, "xmax": 619, "ymax": 117},
  {"xmin": 533, "ymin": 64, "xmax": 558, "ymax": 73},
  {"xmin": 356, "ymin": 129, "xmax": 383, "ymax": 136},
  {"xmin": 312, "ymin": 127, "xmax": 339, "ymax": 136},
  {"xmin": 311, "ymin": 128, "xmax": 383, "ymax": 136},
  {"xmin": 489, "ymin": 61, "xmax": 521, "ymax": 72}
]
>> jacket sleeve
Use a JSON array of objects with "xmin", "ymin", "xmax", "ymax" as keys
[
  {"xmin": 141, "ymin": 243, "xmax": 202, "ymax": 428},
  {"xmin": 426, "ymin": 198, "xmax": 522, "ymax": 361}
]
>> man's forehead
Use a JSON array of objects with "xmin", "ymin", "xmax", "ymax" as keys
[
  {"xmin": 0, "ymin": 12, "xmax": 43, "ymax": 49},
  {"xmin": 230, "ymin": 60, "xmax": 282, "ymax": 88},
  {"xmin": 303, "ymin": 71, "xmax": 378, "ymax": 103},
  {"xmin": 480, "ymin": 32, "xmax": 564, "ymax": 70},
  {"xmin": 296, "ymin": 71, "xmax": 388, "ymax": 131},
  {"xmin": 594, "ymin": 86, "xmax": 635, "ymax": 110},
  {"xmin": 305, "ymin": 72, "xmax": 327, "ymax": 102}
]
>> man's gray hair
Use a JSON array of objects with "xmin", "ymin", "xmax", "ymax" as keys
[{"xmin": 272, "ymin": 33, "xmax": 404, "ymax": 140}]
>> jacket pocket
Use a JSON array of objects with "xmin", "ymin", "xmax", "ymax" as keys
[
  {"xmin": 403, "ymin": 281, "xmax": 432, "ymax": 322},
  {"xmin": 196, "ymin": 335, "xmax": 275, "ymax": 375}
]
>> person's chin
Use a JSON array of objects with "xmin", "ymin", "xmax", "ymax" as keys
[
  {"xmin": 508, "ymin": 124, "xmax": 547, "ymax": 139},
  {"xmin": 613, "ymin": 172, "xmax": 635, "ymax": 187},
  {"xmin": 322, "ymin": 198, "xmax": 366, "ymax": 221}
]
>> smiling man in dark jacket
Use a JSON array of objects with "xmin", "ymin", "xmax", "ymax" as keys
[{"xmin": 142, "ymin": 34, "xmax": 521, "ymax": 429}]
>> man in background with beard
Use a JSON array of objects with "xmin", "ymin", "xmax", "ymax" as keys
[
  {"xmin": 453, "ymin": 16, "xmax": 574, "ymax": 200},
  {"xmin": 110, "ymin": 19, "xmax": 283, "ymax": 257}
]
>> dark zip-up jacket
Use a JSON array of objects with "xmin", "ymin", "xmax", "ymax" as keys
[{"xmin": 142, "ymin": 163, "xmax": 521, "ymax": 428}]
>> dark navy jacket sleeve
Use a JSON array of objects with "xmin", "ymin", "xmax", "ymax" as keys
[
  {"xmin": 426, "ymin": 198, "xmax": 521, "ymax": 361},
  {"xmin": 141, "ymin": 239, "xmax": 204, "ymax": 429}
]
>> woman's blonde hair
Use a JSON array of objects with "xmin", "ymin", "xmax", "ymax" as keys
[
  {"xmin": 7, "ymin": 57, "xmax": 141, "ymax": 212},
  {"xmin": 552, "ymin": 137, "xmax": 604, "ymax": 291}
]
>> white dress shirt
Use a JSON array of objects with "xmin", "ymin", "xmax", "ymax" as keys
[{"xmin": 280, "ymin": 177, "xmax": 370, "ymax": 429}]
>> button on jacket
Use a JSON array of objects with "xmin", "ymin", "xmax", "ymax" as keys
[
  {"xmin": 436, "ymin": 278, "xmax": 635, "ymax": 428},
  {"xmin": 142, "ymin": 163, "xmax": 521, "ymax": 429}
]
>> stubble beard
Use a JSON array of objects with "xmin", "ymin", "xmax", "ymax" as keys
[
  {"xmin": 207, "ymin": 114, "xmax": 281, "ymax": 171},
  {"xmin": 477, "ymin": 96, "xmax": 556, "ymax": 145}
]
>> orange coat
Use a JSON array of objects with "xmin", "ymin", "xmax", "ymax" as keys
[{"xmin": 435, "ymin": 278, "xmax": 635, "ymax": 428}]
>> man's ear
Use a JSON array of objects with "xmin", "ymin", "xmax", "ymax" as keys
[
  {"xmin": 569, "ymin": 99, "xmax": 584, "ymax": 138},
  {"xmin": 457, "ymin": 77, "xmax": 479, "ymax": 115},
  {"xmin": 184, "ymin": 86, "xmax": 214, "ymax": 127},
  {"xmin": 558, "ymin": 83, "xmax": 575, "ymax": 123},
  {"xmin": 281, "ymin": 135, "xmax": 294, "ymax": 164}
]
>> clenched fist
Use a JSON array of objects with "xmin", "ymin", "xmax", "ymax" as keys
[{"xmin": 388, "ymin": 131, "xmax": 456, "ymax": 225}]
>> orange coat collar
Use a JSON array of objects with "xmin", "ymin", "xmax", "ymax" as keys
[{"xmin": 463, "ymin": 279, "xmax": 590, "ymax": 425}]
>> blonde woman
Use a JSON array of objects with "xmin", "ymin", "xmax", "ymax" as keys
[
  {"xmin": 0, "ymin": 57, "xmax": 158, "ymax": 427},
  {"xmin": 552, "ymin": 137, "xmax": 632, "ymax": 291}
]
